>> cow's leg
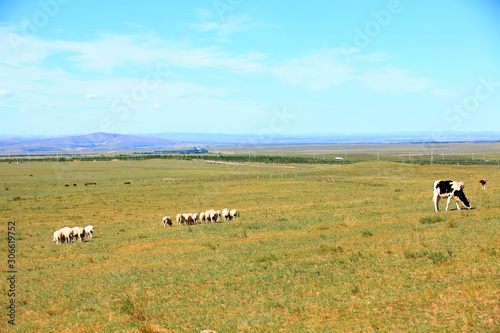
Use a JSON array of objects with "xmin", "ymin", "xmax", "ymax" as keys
[
  {"xmin": 434, "ymin": 194, "xmax": 440, "ymax": 212},
  {"xmin": 446, "ymin": 196, "xmax": 452, "ymax": 211},
  {"xmin": 455, "ymin": 199, "xmax": 461, "ymax": 210}
]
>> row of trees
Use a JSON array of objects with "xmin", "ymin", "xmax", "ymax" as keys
[
  {"xmin": 0, "ymin": 153, "xmax": 497, "ymax": 166},
  {"xmin": 0, "ymin": 153, "xmax": 350, "ymax": 164}
]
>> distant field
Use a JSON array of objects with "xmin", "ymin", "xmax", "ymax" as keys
[
  {"xmin": 215, "ymin": 142, "xmax": 500, "ymax": 163},
  {"xmin": 1, "ymin": 157, "xmax": 499, "ymax": 332}
]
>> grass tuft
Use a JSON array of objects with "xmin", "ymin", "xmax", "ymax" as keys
[
  {"xmin": 405, "ymin": 249, "xmax": 452, "ymax": 264},
  {"xmin": 319, "ymin": 244, "xmax": 344, "ymax": 254},
  {"xmin": 121, "ymin": 295, "xmax": 147, "ymax": 321},
  {"xmin": 428, "ymin": 251, "xmax": 450, "ymax": 264},
  {"xmin": 361, "ymin": 229, "xmax": 373, "ymax": 237},
  {"xmin": 256, "ymin": 253, "xmax": 279, "ymax": 263},
  {"xmin": 349, "ymin": 251, "xmax": 363, "ymax": 262},
  {"xmin": 137, "ymin": 323, "xmax": 165, "ymax": 333},
  {"xmin": 201, "ymin": 241, "xmax": 219, "ymax": 251},
  {"xmin": 419, "ymin": 216, "xmax": 444, "ymax": 224},
  {"xmin": 120, "ymin": 296, "xmax": 135, "ymax": 315},
  {"xmin": 351, "ymin": 285, "xmax": 361, "ymax": 295},
  {"xmin": 479, "ymin": 246, "xmax": 497, "ymax": 256}
]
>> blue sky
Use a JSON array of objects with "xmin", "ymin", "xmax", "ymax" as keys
[{"xmin": 0, "ymin": 0, "xmax": 499, "ymax": 137}]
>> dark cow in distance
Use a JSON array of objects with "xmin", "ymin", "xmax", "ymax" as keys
[
  {"xmin": 479, "ymin": 179, "xmax": 487, "ymax": 189},
  {"xmin": 433, "ymin": 180, "xmax": 471, "ymax": 212}
]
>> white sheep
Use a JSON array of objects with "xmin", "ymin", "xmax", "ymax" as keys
[
  {"xmin": 199, "ymin": 212, "xmax": 206, "ymax": 223},
  {"xmin": 71, "ymin": 227, "xmax": 86, "ymax": 243},
  {"xmin": 59, "ymin": 227, "xmax": 73, "ymax": 243},
  {"xmin": 222, "ymin": 208, "xmax": 230, "ymax": 221},
  {"xmin": 205, "ymin": 209, "xmax": 215, "ymax": 223},
  {"xmin": 230, "ymin": 209, "xmax": 238, "ymax": 220},
  {"xmin": 183, "ymin": 213, "xmax": 194, "ymax": 225},
  {"xmin": 53, "ymin": 230, "xmax": 62, "ymax": 244},
  {"xmin": 176, "ymin": 214, "xmax": 185, "ymax": 226},
  {"xmin": 84, "ymin": 225, "xmax": 94, "ymax": 239},
  {"xmin": 210, "ymin": 210, "xmax": 219, "ymax": 223},
  {"xmin": 162, "ymin": 216, "xmax": 172, "ymax": 228},
  {"xmin": 192, "ymin": 213, "xmax": 199, "ymax": 224}
]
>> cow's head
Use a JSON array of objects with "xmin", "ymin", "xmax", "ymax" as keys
[{"xmin": 454, "ymin": 189, "xmax": 471, "ymax": 209}]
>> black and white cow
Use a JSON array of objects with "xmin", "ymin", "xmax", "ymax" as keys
[{"xmin": 433, "ymin": 180, "xmax": 471, "ymax": 212}]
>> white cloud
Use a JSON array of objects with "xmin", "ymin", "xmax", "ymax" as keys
[
  {"xmin": 20, "ymin": 108, "xmax": 27, "ymax": 113},
  {"xmin": 271, "ymin": 49, "xmax": 355, "ymax": 90},
  {"xmin": 431, "ymin": 88, "xmax": 458, "ymax": 102},
  {"xmin": 271, "ymin": 48, "xmax": 434, "ymax": 94},
  {"xmin": 149, "ymin": 103, "xmax": 160, "ymax": 109},
  {"xmin": 122, "ymin": 22, "xmax": 148, "ymax": 29},
  {"xmin": 85, "ymin": 94, "xmax": 104, "ymax": 100},
  {"xmin": 0, "ymin": 90, "xmax": 14, "ymax": 98},
  {"xmin": 195, "ymin": 8, "xmax": 214, "ymax": 20},
  {"xmin": 0, "ymin": 27, "xmax": 266, "ymax": 76},
  {"xmin": 189, "ymin": 15, "xmax": 260, "ymax": 36},
  {"xmin": 356, "ymin": 68, "xmax": 434, "ymax": 95}
]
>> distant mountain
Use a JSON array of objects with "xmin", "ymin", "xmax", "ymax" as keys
[
  {"xmin": 1, "ymin": 131, "xmax": 499, "ymax": 155},
  {"xmin": 0, "ymin": 132, "xmax": 176, "ymax": 153},
  {"xmin": 147, "ymin": 131, "xmax": 500, "ymax": 146}
]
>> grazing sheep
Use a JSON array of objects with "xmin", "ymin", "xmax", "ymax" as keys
[
  {"xmin": 71, "ymin": 227, "xmax": 86, "ymax": 243},
  {"xmin": 84, "ymin": 225, "xmax": 94, "ymax": 239},
  {"xmin": 183, "ymin": 213, "xmax": 194, "ymax": 225},
  {"xmin": 222, "ymin": 208, "xmax": 230, "ymax": 221},
  {"xmin": 162, "ymin": 216, "xmax": 172, "ymax": 228},
  {"xmin": 176, "ymin": 214, "xmax": 186, "ymax": 226},
  {"xmin": 53, "ymin": 230, "xmax": 62, "ymax": 244},
  {"xmin": 59, "ymin": 227, "xmax": 73, "ymax": 243},
  {"xmin": 199, "ymin": 212, "xmax": 206, "ymax": 223},
  {"xmin": 205, "ymin": 209, "xmax": 215, "ymax": 223},
  {"xmin": 210, "ymin": 210, "xmax": 219, "ymax": 223},
  {"xmin": 229, "ymin": 209, "xmax": 238, "ymax": 220},
  {"xmin": 192, "ymin": 213, "xmax": 199, "ymax": 224}
]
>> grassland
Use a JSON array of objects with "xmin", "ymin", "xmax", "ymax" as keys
[
  {"xmin": 215, "ymin": 142, "xmax": 500, "ymax": 164},
  {"xmin": 0, "ymin": 157, "xmax": 499, "ymax": 332}
]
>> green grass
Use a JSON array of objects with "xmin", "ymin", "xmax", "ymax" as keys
[
  {"xmin": 0, "ymin": 158, "xmax": 499, "ymax": 332},
  {"xmin": 419, "ymin": 216, "xmax": 445, "ymax": 224}
]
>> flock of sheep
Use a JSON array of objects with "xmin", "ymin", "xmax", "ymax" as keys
[
  {"xmin": 53, "ymin": 225, "xmax": 94, "ymax": 244},
  {"xmin": 51, "ymin": 208, "xmax": 238, "ymax": 243},
  {"xmin": 162, "ymin": 208, "xmax": 239, "ymax": 227}
]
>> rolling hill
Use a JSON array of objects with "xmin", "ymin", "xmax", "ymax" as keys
[{"xmin": 0, "ymin": 132, "xmax": 176, "ymax": 153}]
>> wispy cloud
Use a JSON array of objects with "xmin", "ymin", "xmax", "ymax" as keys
[
  {"xmin": 149, "ymin": 103, "xmax": 160, "ymax": 109},
  {"xmin": 85, "ymin": 94, "xmax": 104, "ymax": 100},
  {"xmin": 356, "ymin": 68, "xmax": 434, "ymax": 95},
  {"xmin": 431, "ymin": 88, "xmax": 458, "ymax": 102},
  {"xmin": 1, "ymin": 26, "xmax": 265, "ymax": 76},
  {"xmin": 271, "ymin": 48, "xmax": 434, "ymax": 94},
  {"xmin": 189, "ymin": 15, "xmax": 260, "ymax": 35},
  {"xmin": 271, "ymin": 49, "xmax": 355, "ymax": 90},
  {"xmin": 0, "ymin": 90, "xmax": 14, "ymax": 98}
]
